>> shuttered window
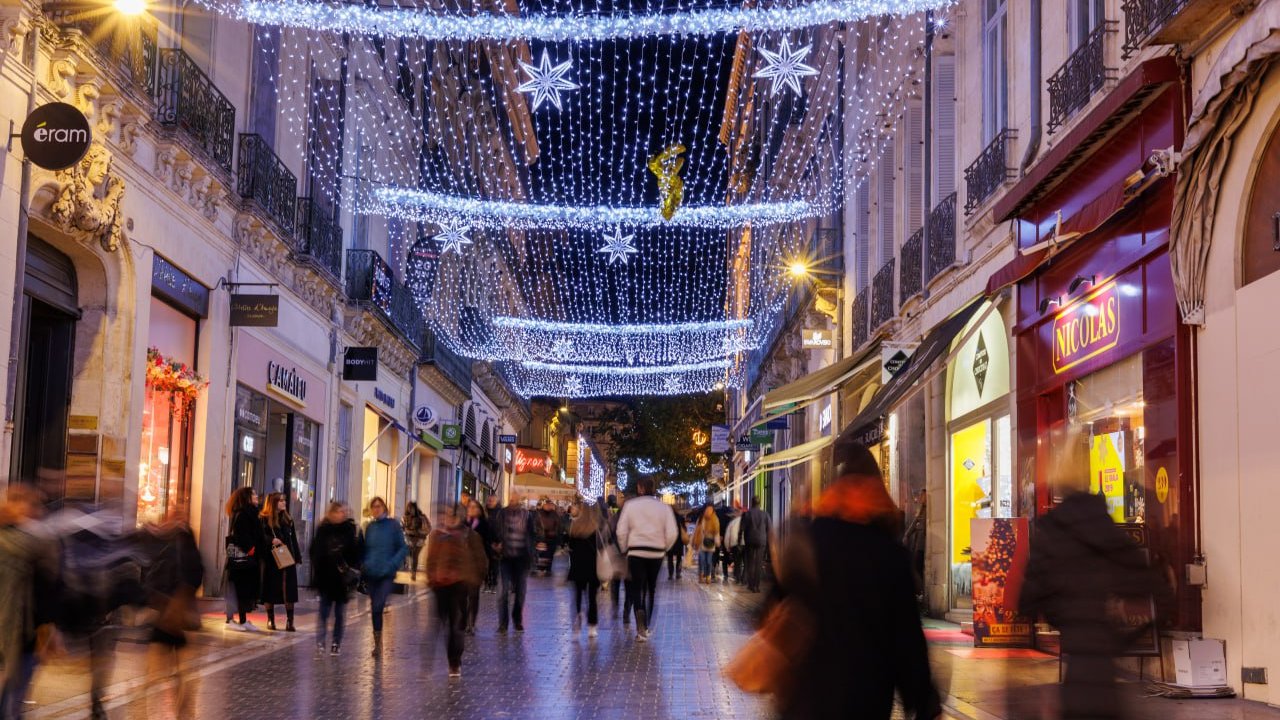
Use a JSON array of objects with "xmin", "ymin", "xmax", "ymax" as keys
[
  {"xmin": 856, "ymin": 182, "xmax": 871, "ymax": 291},
  {"xmin": 933, "ymin": 55, "xmax": 957, "ymax": 202},
  {"xmin": 877, "ymin": 143, "xmax": 896, "ymax": 268},
  {"xmin": 905, "ymin": 103, "xmax": 924, "ymax": 234}
]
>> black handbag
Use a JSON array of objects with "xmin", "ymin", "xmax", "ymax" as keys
[{"xmin": 225, "ymin": 535, "xmax": 254, "ymax": 569}]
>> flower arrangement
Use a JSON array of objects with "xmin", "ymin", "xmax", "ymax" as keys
[{"xmin": 145, "ymin": 347, "xmax": 208, "ymax": 415}]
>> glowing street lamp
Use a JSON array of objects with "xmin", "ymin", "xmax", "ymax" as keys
[{"xmin": 114, "ymin": 0, "xmax": 148, "ymax": 15}]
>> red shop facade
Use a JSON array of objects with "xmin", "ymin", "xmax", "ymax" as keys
[{"xmin": 995, "ymin": 57, "xmax": 1200, "ymax": 631}]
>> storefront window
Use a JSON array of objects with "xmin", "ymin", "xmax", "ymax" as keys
[
  {"xmin": 138, "ymin": 296, "xmax": 201, "ymax": 525},
  {"xmin": 234, "ymin": 385, "xmax": 268, "ymax": 490},
  {"xmin": 362, "ymin": 407, "xmax": 396, "ymax": 514},
  {"xmin": 949, "ymin": 415, "xmax": 1012, "ymax": 609},
  {"xmin": 1067, "ymin": 353, "xmax": 1146, "ymax": 523}
]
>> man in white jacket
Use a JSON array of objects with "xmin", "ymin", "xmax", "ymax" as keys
[{"xmin": 615, "ymin": 477, "xmax": 678, "ymax": 641}]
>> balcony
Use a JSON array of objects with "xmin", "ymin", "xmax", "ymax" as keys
[
  {"xmin": 870, "ymin": 260, "xmax": 895, "ymax": 331},
  {"xmin": 295, "ymin": 197, "xmax": 343, "ymax": 279},
  {"xmin": 900, "ymin": 229, "xmax": 923, "ymax": 304},
  {"xmin": 44, "ymin": 3, "xmax": 157, "ymax": 95},
  {"xmin": 420, "ymin": 327, "xmax": 473, "ymax": 394},
  {"xmin": 964, "ymin": 129, "xmax": 1016, "ymax": 215},
  {"xmin": 1048, "ymin": 22, "xmax": 1118, "ymax": 135},
  {"xmin": 156, "ymin": 48, "xmax": 235, "ymax": 173},
  {"xmin": 1122, "ymin": 0, "xmax": 1188, "ymax": 58},
  {"xmin": 926, "ymin": 192, "xmax": 958, "ymax": 283},
  {"xmin": 237, "ymin": 134, "xmax": 297, "ymax": 236},
  {"xmin": 346, "ymin": 249, "xmax": 426, "ymax": 347},
  {"xmin": 851, "ymin": 287, "xmax": 870, "ymax": 350}
]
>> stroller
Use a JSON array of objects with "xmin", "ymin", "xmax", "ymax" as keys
[{"xmin": 534, "ymin": 541, "xmax": 552, "ymax": 575}]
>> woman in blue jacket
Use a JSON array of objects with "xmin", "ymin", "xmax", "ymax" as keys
[{"xmin": 362, "ymin": 496, "xmax": 407, "ymax": 657}]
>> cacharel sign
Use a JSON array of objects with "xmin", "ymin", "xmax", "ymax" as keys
[
  {"xmin": 267, "ymin": 361, "xmax": 307, "ymax": 405},
  {"xmin": 1052, "ymin": 282, "xmax": 1119, "ymax": 374}
]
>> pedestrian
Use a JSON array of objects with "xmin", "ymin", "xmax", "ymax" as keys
[
  {"xmin": 608, "ymin": 494, "xmax": 633, "ymax": 623},
  {"xmin": 481, "ymin": 497, "xmax": 501, "ymax": 593},
  {"xmin": 311, "ymin": 501, "xmax": 359, "ymax": 656},
  {"xmin": 535, "ymin": 498, "xmax": 560, "ymax": 576},
  {"xmin": 615, "ymin": 477, "xmax": 677, "ymax": 641},
  {"xmin": 224, "ymin": 486, "xmax": 262, "ymax": 631},
  {"xmin": 739, "ymin": 496, "xmax": 772, "ymax": 592},
  {"xmin": 259, "ymin": 491, "xmax": 301, "ymax": 632},
  {"xmin": 665, "ymin": 506, "xmax": 687, "ymax": 580},
  {"xmin": 566, "ymin": 501, "xmax": 601, "ymax": 637},
  {"xmin": 138, "ymin": 513, "xmax": 203, "ymax": 717},
  {"xmin": 493, "ymin": 492, "xmax": 536, "ymax": 633},
  {"xmin": 742, "ymin": 438, "xmax": 940, "ymax": 719},
  {"xmin": 724, "ymin": 509, "xmax": 742, "ymax": 584},
  {"xmin": 463, "ymin": 501, "xmax": 493, "ymax": 632},
  {"xmin": 692, "ymin": 505, "xmax": 721, "ymax": 583},
  {"xmin": 0, "ymin": 485, "xmax": 57, "ymax": 719},
  {"xmin": 361, "ymin": 496, "xmax": 408, "ymax": 657},
  {"xmin": 426, "ymin": 504, "xmax": 487, "ymax": 678},
  {"xmin": 403, "ymin": 501, "xmax": 430, "ymax": 581}
]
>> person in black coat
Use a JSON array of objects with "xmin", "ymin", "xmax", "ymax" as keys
[
  {"xmin": 463, "ymin": 501, "xmax": 492, "ymax": 632},
  {"xmin": 224, "ymin": 487, "xmax": 263, "ymax": 631},
  {"xmin": 565, "ymin": 501, "xmax": 601, "ymax": 637},
  {"xmin": 311, "ymin": 501, "xmax": 360, "ymax": 655},
  {"xmin": 770, "ymin": 439, "xmax": 940, "ymax": 720},
  {"xmin": 258, "ymin": 492, "xmax": 302, "ymax": 632}
]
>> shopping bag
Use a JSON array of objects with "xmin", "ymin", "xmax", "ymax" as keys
[
  {"xmin": 596, "ymin": 543, "xmax": 613, "ymax": 580},
  {"xmin": 271, "ymin": 543, "xmax": 296, "ymax": 570}
]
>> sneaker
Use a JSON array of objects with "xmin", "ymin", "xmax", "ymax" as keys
[
  {"xmin": 241, "ymin": 621, "xmax": 261, "ymax": 632},
  {"xmin": 316, "ymin": 641, "xmax": 326, "ymax": 653},
  {"xmin": 330, "ymin": 644, "xmax": 340, "ymax": 656},
  {"xmin": 448, "ymin": 667, "xmax": 462, "ymax": 678},
  {"xmin": 636, "ymin": 631, "xmax": 649, "ymax": 642},
  {"xmin": 588, "ymin": 626, "xmax": 598, "ymax": 638},
  {"xmin": 225, "ymin": 623, "xmax": 247, "ymax": 633}
]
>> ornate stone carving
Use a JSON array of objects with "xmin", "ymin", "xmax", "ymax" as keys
[
  {"xmin": 48, "ymin": 49, "xmax": 79, "ymax": 98},
  {"xmin": 1, "ymin": 10, "xmax": 32, "ymax": 62},
  {"xmin": 154, "ymin": 144, "xmax": 178, "ymax": 185},
  {"xmin": 74, "ymin": 72, "xmax": 102, "ymax": 117},
  {"xmin": 117, "ymin": 111, "xmax": 146, "ymax": 156},
  {"xmin": 96, "ymin": 95, "xmax": 124, "ymax": 140},
  {"xmin": 49, "ymin": 142, "xmax": 125, "ymax": 252}
]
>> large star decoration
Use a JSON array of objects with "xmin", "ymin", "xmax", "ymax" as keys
[
  {"xmin": 434, "ymin": 220, "xmax": 473, "ymax": 254},
  {"xmin": 551, "ymin": 337, "xmax": 574, "ymax": 359},
  {"xmin": 597, "ymin": 227, "xmax": 638, "ymax": 265},
  {"xmin": 662, "ymin": 376, "xmax": 683, "ymax": 394},
  {"xmin": 753, "ymin": 38, "xmax": 819, "ymax": 97},
  {"xmin": 517, "ymin": 50, "xmax": 579, "ymax": 111},
  {"xmin": 565, "ymin": 375, "xmax": 584, "ymax": 395}
]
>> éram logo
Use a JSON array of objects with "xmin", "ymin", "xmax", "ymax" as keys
[{"xmin": 32, "ymin": 121, "xmax": 89, "ymax": 145}]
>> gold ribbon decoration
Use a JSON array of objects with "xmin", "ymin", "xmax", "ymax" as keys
[{"xmin": 647, "ymin": 143, "xmax": 687, "ymax": 221}]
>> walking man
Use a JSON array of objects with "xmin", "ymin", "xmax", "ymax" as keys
[
  {"xmin": 493, "ymin": 493, "xmax": 536, "ymax": 633},
  {"xmin": 615, "ymin": 478, "xmax": 677, "ymax": 641},
  {"xmin": 738, "ymin": 496, "xmax": 771, "ymax": 592}
]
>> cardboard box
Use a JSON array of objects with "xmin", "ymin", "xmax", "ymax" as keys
[{"xmin": 1171, "ymin": 639, "xmax": 1228, "ymax": 688}]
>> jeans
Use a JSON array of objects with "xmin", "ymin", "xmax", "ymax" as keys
[
  {"xmin": 318, "ymin": 597, "xmax": 346, "ymax": 646},
  {"xmin": 610, "ymin": 574, "xmax": 633, "ymax": 620},
  {"xmin": 368, "ymin": 576, "xmax": 395, "ymax": 633},
  {"xmin": 498, "ymin": 556, "xmax": 530, "ymax": 629},
  {"xmin": 409, "ymin": 543, "xmax": 425, "ymax": 578},
  {"xmin": 433, "ymin": 584, "xmax": 468, "ymax": 670},
  {"xmin": 666, "ymin": 550, "xmax": 683, "ymax": 578},
  {"xmin": 698, "ymin": 550, "xmax": 717, "ymax": 578},
  {"xmin": 722, "ymin": 547, "xmax": 733, "ymax": 581},
  {"xmin": 0, "ymin": 651, "xmax": 36, "ymax": 719},
  {"xmin": 744, "ymin": 545, "xmax": 766, "ymax": 591},
  {"xmin": 625, "ymin": 556, "xmax": 663, "ymax": 632},
  {"xmin": 573, "ymin": 579, "xmax": 600, "ymax": 625},
  {"xmin": 466, "ymin": 582, "xmax": 481, "ymax": 630}
]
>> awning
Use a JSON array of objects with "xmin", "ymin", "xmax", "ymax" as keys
[
  {"xmin": 760, "ymin": 342, "xmax": 881, "ymax": 422},
  {"xmin": 843, "ymin": 296, "xmax": 996, "ymax": 443},
  {"xmin": 513, "ymin": 473, "xmax": 578, "ymax": 497},
  {"xmin": 757, "ymin": 434, "xmax": 834, "ymax": 470}
]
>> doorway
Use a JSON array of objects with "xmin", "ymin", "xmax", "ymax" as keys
[{"xmin": 14, "ymin": 300, "xmax": 76, "ymax": 505}]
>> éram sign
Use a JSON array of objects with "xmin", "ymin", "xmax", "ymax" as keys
[
  {"xmin": 21, "ymin": 103, "xmax": 92, "ymax": 171},
  {"xmin": 1052, "ymin": 282, "xmax": 1119, "ymax": 374}
]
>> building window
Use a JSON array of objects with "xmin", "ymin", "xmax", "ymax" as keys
[
  {"xmin": 1070, "ymin": 0, "xmax": 1106, "ymax": 50},
  {"xmin": 334, "ymin": 401, "xmax": 352, "ymax": 502},
  {"xmin": 982, "ymin": 0, "xmax": 1009, "ymax": 143},
  {"xmin": 138, "ymin": 295, "xmax": 199, "ymax": 525}
]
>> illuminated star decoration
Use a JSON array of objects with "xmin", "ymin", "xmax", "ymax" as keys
[
  {"xmin": 517, "ymin": 50, "xmax": 579, "ymax": 111},
  {"xmin": 597, "ymin": 227, "xmax": 639, "ymax": 265},
  {"xmin": 663, "ymin": 376, "xmax": 684, "ymax": 394},
  {"xmin": 565, "ymin": 374, "xmax": 584, "ymax": 395},
  {"xmin": 753, "ymin": 37, "xmax": 819, "ymax": 97},
  {"xmin": 551, "ymin": 337, "xmax": 574, "ymax": 359},
  {"xmin": 433, "ymin": 220, "xmax": 473, "ymax": 254}
]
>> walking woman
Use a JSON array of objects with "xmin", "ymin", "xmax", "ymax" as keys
[
  {"xmin": 362, "ymin": 496, "xmax": 408, "ymax": 657},
  {"xmin": 426, "ymin": 505, "xmax": 487, "ymax": 678},
  {"xmin": 311, "ymin": 502, "xmax": 359, "ymax": 656},
  {"xmin": 692, "ymin": 505, "xmax": 721, "ymax": 584},
  {"xmin": 403, "ymin": 502, "xmax": 430, "ymax": 581},
  {"xmin": 464, "ymin": 502, "xmax": 492, "ymax": 633},
  {"xmin": 566, "ymin": 501, "xmax": 601, "ymax": 637},
  {"xmin": 224, "ymin": 487, "xmax": 262, "ymax": 631},
  {"xmin": 259, "ymin": 492, "xmax": 301, "ymax": 631},
  {"xmin": 665, "ymin": 506, "xmax": 687, "ymax": 580}
]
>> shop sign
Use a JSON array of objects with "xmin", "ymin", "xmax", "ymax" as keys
[
  {"xmin": 21, "ymin": 102, "xmax": 92, "ymax": 171},
  {"xmin": 498, "ymin": 433, "xmax": 517, "ymax": 444},
  {"xmin": 413, "ymin": 405, "xmax": 436, "ymax": 428},
  {"xmin": 801, "ymin": 328, "xmax": 833, "ymax": 349},
  {"xmin": 882, "ymin": 343, "xmax": 916, "ymax": 384},
  {"xmin": 514, "ymin": 447, "xmax": 554, "ymax": 477},
  {"xmin": 735, "ymin": 438, "xmax": 754, "ymax": 452},
  {"xmin": 710, "ymin": 425, "xmax": 730, "ymax": 454},
  {"xmin": 266, "ymin": 361, "xmax": 307, "ymax": 405},
  {"xmin": 765, "ymin": 416, "xmax": 789, "ymax": 430},
  {"xmin": 441, "ymin": 424, "xmax": 461, "ymax": 447},
  {"xmin": 151, "ymin": 256, "xmax": 209, "ymax": 318},
  {"xmin": 370, "ymin": 253, "xmax": 395, "ymax": 318},
  {"xmin": 972, "ymin": 333, "xmax": 990, "ymax": 396},
  {"xmin": 1155, "ymin": 466, "xmax": 1170, "ymax": 504},
  {"xmin": 374, "ymin": 387, "xmax": 396, "ymax": 409},
  {"xmin": 819, "ymin": 402, "xmax": 832, "ymax": 432},
  {"xmin": 970, "ymin": 517, "xmax": 1034, "ymax": 648},
  {"xmin": 850, "ymin": 418, "xmax": 883, "ymax": 447},
  {"xmin": 1052, "ymin": 282, "xmax": 1120, "ymax": 374},
  {"xmin": 749, "ymin": 427, "xmax": 773, "ymax": 445},
  {"xmin": 342, "ymin": 346, "xmax": 378, "ymax": 381},
  {"xmin": 229, "ymin": 294, "xmax": 279, "ymax": 326}
]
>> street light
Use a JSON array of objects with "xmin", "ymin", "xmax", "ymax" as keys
[
  {"xmin": 788, "ymin": 260, "xmax": 810, "ymax": 278},
  {"xmin": 114, "ymin": 0, "xmax": 147, "ymax": 15}
]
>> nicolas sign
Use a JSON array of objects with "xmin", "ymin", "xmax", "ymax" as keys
[
  {"xmin": 1052, "ymin": 282, "xmax": 1119, "ymax": 374},
  {"xmin": 22, "ymin": 103, "xmax": 92, "ymax": 171}
]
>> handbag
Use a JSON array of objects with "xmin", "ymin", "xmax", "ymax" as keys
[
  {"xmin": 225, "ymin": 536, "xmax": 254, "ymax": 569},
  {"xmin": 271, "ymin": 543, "xmax": 296, "ymax": 570},
  {"xmin": 595, "ymin": 537, "xmax": 613, "ymax": 580},
  {"xmin": 724, "ymin": 598, "xmax": 812, "ymax": 695}
]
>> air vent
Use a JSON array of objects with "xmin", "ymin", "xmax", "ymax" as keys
[{"xmin": 1242, "ymin": 667, "xmax": 1268, "ymax": 685}]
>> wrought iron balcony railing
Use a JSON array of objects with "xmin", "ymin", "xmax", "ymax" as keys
[
  {"xmin": 1048, "ymin": 21, "xmax": 1118, "ymax": 134},
  {"xmin": 295, "ymin": 197, "xmax": 343, "ymax": 279},
  {"xmin": 346, "ymin": 249, "xmax": 426, "ymax": 347},
  {"xmin": 1122, "ymin": 0, "xmax": 1188, "ymax": 58},
  {"xmin": 851, "ymin": 287, "xmax": 870, "ymax": 350},
  {"xmin": 964, "ymin": 129, "xmax": 1016, "ymax": 215},
  {"xmin": 237, "ymin": 134, "xmax": 297, "ymax": 236},
  {"xmin": 870, "ymin": 259, "xmax": 896, "ymax": 331},
  {"xmin": 44, "ymin": 3, "xmax": 157, "ymax": 95},
  {"xmin": 900, "ymin": 228, "xmax": 924, "ymax": 304},
  {"xmin": 156, "ymin": 48, "xmax": 235, "ymax": 173},
  {"xmin": 420, "ymin": 327, "xmax": 473, "ymax": 394},
  {"xmin": 926, "ymin": 192, "xmax": 958, "ymax": 284}
]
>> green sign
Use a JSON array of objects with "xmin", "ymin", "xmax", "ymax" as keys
[
  {"xmin": 750, "ymin": 427, "xmax": 773, "ymax": 445},
  {"xmin": 441, "ymin": 423, "xmax": 461, "ymax": 447}
]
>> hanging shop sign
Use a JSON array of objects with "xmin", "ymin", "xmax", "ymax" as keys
[
  {"xmin": 750, "ymin": 427, "xmax": 773, "ymax": 445},
  {"xmin": 343, "ymin": 346, "xmax": 378, "ymax": 381},
  {"xmin": 882, "ymin": 343, "xmax": 916, "ymax": 384},
  {"xmin": 229, "ymin": 294, "xmax": 279, "ymax": 326},
  {"xmin": 515, "ymin": 447, "xmax": 554, "ymax": 477},
  {"xmin": 765, "ymin": 416, "xmax": 789, "ymax": 430},
  {"xmin": 970, "ymin": 517, "xmax": 1034, "ymax": 648},
  {"xmin": 413, "ymin": 405, "xmax": 436, "ymax": 428},
  {"xmin": 498, "ymin": 433, "xmax": 518, "ymax": 444},
  {"xmin": 1052, "ymin": 281, "xmax": 1120, "ymax": 374},
  {"xmin": 801, "ymin": 327, "xmax": 833, "ymax": 349},
  {"xmin": 21, "ymin": 102, "xmax": 92, "ymax": 171},
  {"xmin": 266, "ymin": 361, "xmax": 307, "ymax": 405},
  {"xmin": 736, "ymin": 435, "xmax": 754, "ymax": 452},
  {"xmin": 710, "ymin": 424, "xmax": 730, "ymax": 454},
  {"xmin": 441, "ymin": 423, "xmax": 462, "ymax": 447}
]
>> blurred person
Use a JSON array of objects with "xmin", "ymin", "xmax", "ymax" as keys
[
  {"xmin": 756, "ymin": 438, "xmax": 940, "ymax": 719},
  {"xmin": 493, "ymin": 493, "xmax": 536, "ymax": 633},
  {"xmin": 615, "ymin": 478, "xmax": 677, "ymax": 641},
  {"xmin": 607, "ymin": 494, "xmax": 633, "ymax": 623},
  {"xmin": 692, "ymin": 505, "xmax": 721, "ymax": 583},
  {"xmin": 403, "ymin": 501, "xmax": 430, "ymax": 582},
  {"xmin": 459, "ymin": 491, "xmax": 473, "ymax": 512},
  {"xmin": 426, "ymin": 505, "xmax": 487, "ymax": 678},
  {"xmin": 361, "ymin": 496, "xmax": 408, "ymax": 657},
  {"xmin": 723, "ymin": 508, "xmax": 742, "ymax": 584},
  {"xmin": 259, "ymin": 492, "xmax": 301, "ymax": 632},
  {"xmin": 311, "ymin": 502, "xmax": 359, "ymax": 656},
  {"xmin": 482, "ymin": 496, "xmax": 502, "ymax": 592},
  {"xmin": 138, "ymin": 513, "xmax": 203, "ymax": 717},
  {"xmin": 0, "ymin": 485, "xmax": 57, "ymax": 719},
  {"xmin": 566, "ymin": 501, "xmax": 600, "ymax": 637},
  {"xmin": 463, "ymin": 502, "xmax": 492, "ymax": 632},
  {"xmin": 535, "ymin": 498, "xmax": 560, "ymax": 576},
  {"xmin": 665, "ymin": 506, "xmax": 687, "ymax": 581},
  {"xmin": 903, "ymin": 490, "xmax": 928, "ymax": 604},
  {"xmin": 224, "ymin": 486, "xmax": 262, "ymax": 631},
  {"xmin": 739, "ymin": 496, "xmax": 772, "ymax": 592}
]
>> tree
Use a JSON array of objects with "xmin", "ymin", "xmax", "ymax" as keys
[{"xmin": 604, "ymin": 393, "xmax": 724, "ymax": 488}]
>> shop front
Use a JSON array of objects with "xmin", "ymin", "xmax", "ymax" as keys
[{"xmin": 358, "ymin": 381, "xmax": 411, "ymax": 518}]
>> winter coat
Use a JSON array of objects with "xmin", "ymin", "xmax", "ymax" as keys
[
  {"xmin": 0, "ymin": 521, "xmax": 58, "ymax": 693},
  {"xmin": 227, "ymin": 507, "xmax": 262, "ymax": 606},
  {"xmin": 310, "ymin": 519, "xmax": 359, "ymax": 602},
  {"xmin": 403, "ymin": 510, "xmax": 430, "ymax": 547},
  {"xmin": 567, "ymin": 533, "xmax": 599, "ymax": 585},
  {"xmin": 739, "ymin": 507, "xmax": 771, "ymax": 547},
  {"xmin": 616, "ymin": 496, "xmax": 678, "ymax": 560},
  {"xmin": 425, "ymin": 526, "xmax": 487, "ymax": 589},
  {"xmin": 494, "ymin": 506, "xmax": 537, "ymax": 560},
  {"xmin": 723, "ymin": 516, "xmax": 742, "ymax": 549},
  {"xmin": 693, "ymin": 514, "xmax": 721, "ymax": 552},
  {"xmin": 259, "ymin": 517, "xmax": 301, "ymax": 605},
  {"xmin": 467, "ymin": 516, "xmax": 494, "ymax": 550},
  {"xmin": 536, "ymin": 509, "xmax": 560, "ymax": 542},
  {"xmin": 361, "ymin": 516, "xmax": 408, "ymax": 581}
]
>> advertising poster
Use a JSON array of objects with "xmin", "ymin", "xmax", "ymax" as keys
[{"xmin": 971, "ymin": 517, "xmax": 1034, "ymax": 648}]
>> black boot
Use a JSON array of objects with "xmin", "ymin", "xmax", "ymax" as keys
[
  {"xmin": 372, "ymin": 631, "xmax": 382, "ymax": 657},
  {"xmin": 285, "ymin": 607, "xmax": 296, "ymax": 632},
  {"xmin": 266, "ymin": 606, "xmax": 277, "ymax": 631}
]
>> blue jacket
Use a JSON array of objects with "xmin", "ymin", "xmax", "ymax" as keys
[{"xmin": 361, "ymin": 517, "xmax": 408, "ymax": 580}]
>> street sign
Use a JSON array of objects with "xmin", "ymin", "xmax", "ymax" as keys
[
  {"xmin": 22, "ymin": 102, "xmax": 91, "ymax": 171},
  {"xmin": 710, "ymin": 425, "xmax": 730, "ymax": 454},
  {"xmin": 498, "ymin": 433, "xmax": 517, "ymax": 444}
]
